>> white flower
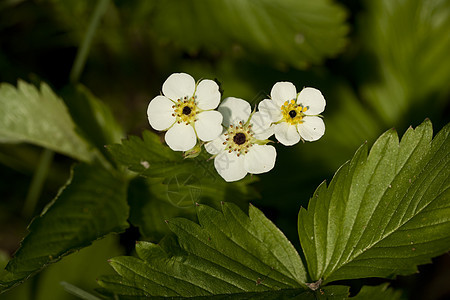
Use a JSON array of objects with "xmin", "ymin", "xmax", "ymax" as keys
[
  {"xmin": 147, "ymin": 73, "xmax": 223, "ymax": 151},
  {"xmin": 205, "ymin": 97, "xmax": 276, "ymax": 182},
  {"xmin": 259, "ymin": 82, "xmax": 326, "ymax": 146}
]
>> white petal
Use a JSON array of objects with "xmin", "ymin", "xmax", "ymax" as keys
[
  {"xmin": 297, "ymin": 116, "xmax": 325, "ymax": 141},
  {"xmin": 244, "ymin": 144, "xmax": 276, "ymax": 174},
  {"xmin": 195, "ymin": 79, "xmax": 221, "ymax": 110},
  {"xmin": 165, "ymin": 122, "xmax": 196, "ymax": 151},
  {"xmin": 162, "ymin": 73, "xmax": 195, "ymax": 101},
  {"xmin": 205, "ymin": 134, "xmax": 226, "ymax": 155},
  {"xmin": 195, "ymin": 110, "xmax": 223, "ymax": 142},
  {"xmin": 214, "ymin": 151, "xmax": 247, "ymax": 182},
  {"xmin": 258, "ymin": 99, "xmax": 282, "ymax": 123},
  {"xmin": 274, "ymin": 122, "xmax": 300, "ymax": 146},
  {"xmin": 270, "ymin": 82, "xmax": 297, "ymax": 106},
  {"xmin": 297, "ymin": 87, "xmax": 326, "ymax": 115},
  {"xmin": 250, "ymin": 111, "xmax": 274, "ymax": 140},
  {"xmin": 218, "ymin": 97, "xmax": 251, "ymax": 127},
  {"xmin": 147, "ymin": 95, "xmax": 175, "ymax": 131}
]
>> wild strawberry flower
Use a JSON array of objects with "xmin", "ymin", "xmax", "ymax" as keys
[
  {"xmin": 147, "ymin": 73, "xmax": 223, "ymax": 151},
  {"xmin": 205, "ymin": 97, "xmax": 276, "ymax": 182},
  {"xmin": 258, "ymin": 82, "xmax": 326, "ymax": 146}
]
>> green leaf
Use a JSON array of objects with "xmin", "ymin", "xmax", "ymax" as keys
[
  {"xmin": 108, "ymin": 130, "xmax": 193, "ymax": 178},
  {"xmin": 61, "ymin": 84, "xmax": 124, "ymax": 157},
  {"xmin": 360, "ymin": 0, "xmax": 450, "ymax": 125},
  {"xmin": 350, "ymin": 284, "xmax": 402, "ymax": 300},
  {"xmin": 108, "ymin": 130, "xmax": 257, "ymax": 205},
  {"xmin": 0, "ymin": 80, "xmax": 96, "ymax": 162},
  {"xmin": 298, "ymin": 120, "xmax": 450, "ymax": 283},
  {"xmin": 127, "ymin": 177, "xmax": 196, "ymax": 241},
  {"xmin": 60, "ymin": 282, "xmax": 102, "ymax": 300},
  {"xmin": 110, "ymin": 131, "xmax": 258, "ymax": 240},
  {"xmin": 96, "ymin": 286, "xmax": 348, "ymax": 299},
  {"xmin": 98, "ymin": 202, "xmax": 307, "ymax": 298},
  {"xmin": 0, "ymin": 164, "xmax": 129, "ymax": 293},
  {"xmin": 1, "ymin": 235, "xmax": 122, "ymax": 300},
  {"xmin": 151, "ymin": 0, "xmax": 348, "ymax": 68}
]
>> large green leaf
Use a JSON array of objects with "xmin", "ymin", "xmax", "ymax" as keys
[
  {"xmin": 0, "ymin": 164, "xmax": 129, "ymax": 293},
  {"xmin": 298, "ymin": 120, "xmax": 450, "ymax": 283},
  {"xmin": 0, "ymin": 80, "xmax": 96, "ymax": 162},
  {"xmin": 96, "ymin": 285, "xmax": 348, "ymax": 300},
  {"xmin": 97, "ymin": 202, "xmax": 308, "ymax": 298},
  {"xmin": 151, "ymin": 0, "xmax": 348, "ymax": 68},
  {"xmin": 360, "ymin": 0, "xmax": 450, "ymax": 125}
]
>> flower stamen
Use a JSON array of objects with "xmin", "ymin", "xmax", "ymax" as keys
[
  {"xmin": 224, "ymin": 122, "xmax": 256, "ymax": 157},
  {"xmin": 281, "ymin": 100, "xmax": 308, "ymax": 125},
  {"xmin": 173, "ymin": 96, "xmax": 199, "ymax": 125}
]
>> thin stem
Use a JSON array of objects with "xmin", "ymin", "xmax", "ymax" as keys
[
  {"xmin": 22, "ymin": 149, "xmax": 54, "ymax": 218},
  {"xmin": 23, "ymin": 0, "xmax": 110, "ymax": 217},
  {"xmin": 69, "ymin": 0, "xmax": 110, "ymax": 83}
]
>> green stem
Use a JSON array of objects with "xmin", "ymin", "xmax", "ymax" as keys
[
  {"xmin": 23, "ymin": 149, "xmax": 54, "ymax": 218},
  {"xmin": 69, "ymin": 0, "xmax": 110, "ymax": 83},
  {"xmin": 23, "ymin": 0, "xmax": 111, "ymax": 217}
]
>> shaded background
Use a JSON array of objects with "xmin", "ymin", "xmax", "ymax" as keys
[{"xmin": 0, "ymin": 0, "xmax": 449, "ymax": 299}]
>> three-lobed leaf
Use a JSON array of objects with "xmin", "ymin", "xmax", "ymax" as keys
[
  {"xmin": 98, "ymin": 120, "xmax": 449, "ymax": 298},
  {"xmin": 0, "ymin": 80, "xmax": 96, "ymax": 162},
  {"xmin": 97, "ymin": 202, "xmax": 307, "ymax": 298},
  {"xmin": 298, "ymin": 120, "xmax": 450, "ymax": 283},
  {"xmin": 0, "ymin": 164, "xmax": 129, "ymax": 293}
]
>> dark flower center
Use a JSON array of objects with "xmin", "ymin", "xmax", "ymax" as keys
[
  {"xmin": 182, "ymin": 106, "xmax": 192, "ymax": 115},
  {"xmin": 289, "ymin": 110, "xmax": 297, "ymax": 118},
  {"xmin": 233, "ymin": 133, "xmax": 246, "ymax": 145}
]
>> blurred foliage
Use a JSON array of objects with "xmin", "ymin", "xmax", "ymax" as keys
[
  {"xmin": 1, "ymin": 234, "xmax": 123, "ymax": 300},
  {"xmin": 360, "ymin": 0, "xmax": 450, "ymax": 126},
  {"xmin": 0, "ymin": 81, "xmax": 97, "ymax": 162},
  {"xmin": 149, "ymin": 0, "xmax": 348, "ymax": 68},
  {"xmin": 0, "ymin": 0, "xmax": 449, "ymax": 298},
  {"xmin": 0, "ymin": 164, "xmax": 129, "ymax": 292}
]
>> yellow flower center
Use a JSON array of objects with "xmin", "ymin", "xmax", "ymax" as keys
[
  {"xmin": 172, "ymin": 95, "xmax": 199, "ymax": 125},
  {"xmin": 223, "ymin": 121, "xmax": 255, "ymax": 157},
  {"xmin": 281, "ymin": 99, "xmax": 308, "ymax": 125}
]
